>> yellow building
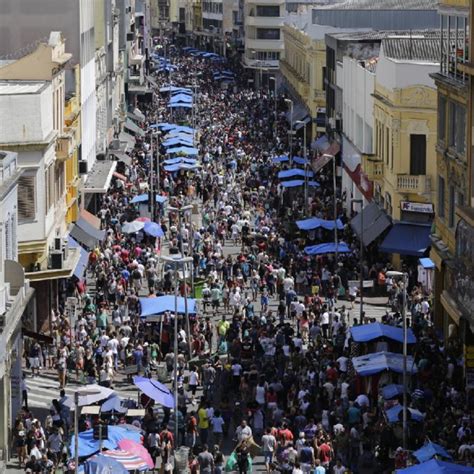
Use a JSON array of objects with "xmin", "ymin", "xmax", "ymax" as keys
[
  {"xmin": 372, "ymin": 37, "xmax": 439, "ymax": 226},
  {"xmin": 430, "ymin": 0, "xmax": 473, "ymax": 340},
  {"xmin": 280, "ymin": 22, "xmax": 326, "ymax": 138}
]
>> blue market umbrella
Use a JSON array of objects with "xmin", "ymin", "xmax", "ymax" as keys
[
  {"xmin": 84, "ymin": 454, "xmax": 129, "ymax": 474},
  {"xmin": 143, "ymin": 222, "xmax": 164, "ymax": 238},
  {"xmin": 413, "ymin": 441, "xmax": 453, "ymax": 463},
  {"xmin": 133, "ymin": 376, "xmax": 175, "ymax": 408},
  {"xmin": 396, "ymin": 458, "xmax": 473, "ymax": 473},
  {"xmin": 100, "ymin": 395, "xmax": 127, "ymax": 414}
]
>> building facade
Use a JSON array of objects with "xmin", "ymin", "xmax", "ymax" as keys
[{"xmin": 0, "ymin": 150, "xmax": 35, "ymax": 470}]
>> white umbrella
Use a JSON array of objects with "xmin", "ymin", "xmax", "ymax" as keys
[
  {"xmin": 122, "ymin": 221, "xmax": 145, "ymax": 234},
  {"xmin": 62, "ymin": 384, "xmax": 115, "ymax": 410}
]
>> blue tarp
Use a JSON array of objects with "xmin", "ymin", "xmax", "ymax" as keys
[
  {"xmin": 413, "ymin": 442, "xmax": 453, "ymax": 463},
  {"xmin": 381, "ymin": 384, "xmax": 404, "ymax": 400},
  {"xmin": 296, "ymin": 217, "xmax": 344, "ymax": 231},
  {"xmin": 166, "ymin": 146, "xmax": 199, "ymax": 155},
  {"xmin": 350, "ymin": 322, "xmax": 417, "ymax": 344},
  {"xmin": 68, "ymin": 236, "xmax": 89, "ymax": 279},
  {"xmin": 168, "ymin": 102, "xmax": 193, "ymax": 109},
  {"xmin": 293, "ymin": 156, "xmax": 310, "ymax": 166},
  {"xmin": 166, "ymin": 130, "xmax": 195, "ymax": 139},
  {"xmin": 162, "ymin": 137, "xmax": 194, "ymax": 148},
  {"xmin": 140, "ymin": 295, "xmax": 197, "ymax": 316},
  {"xmin": 380, "ymin": 222, "xmax": 432, "ymax": 257},
  {"xmin": 304, "ymin": 242, "xmax": 350, "ymax": 255},
  {"xmin": 280, "ymin": 180, "xmax": 320, "ymax": 188},
  {"xmin": 70, "ymin": 425, "xmax": 141, "ymax": 457},
  {"xmin": 385, "ymin": 405, "xmax": 425, "ymax": 423},
  {"xmin": 352, "ymin": 351, "xmax": 418, "ymax": 376},
  {"xmin": 100, "ymin": 395, "xmax": 127, "ymax": 413},
  {"xmin": 169, "ymin": 93, "xmax": 192, "ymax": 103},
  {"xmin": 130, "ymin": 194, "xmax": 168, "ymax": 204},
  {"xmin": 419, "ymin": 257, "xmax": 435, "ymax": 269},
  {"xmin": 278, "ymin": 169, "xmax": 314, "ymax": 179},
  {"xmin": 396, "ymin": 459, "xmax": 473, "ymax": 474},
  {"xmin": 272, "ymin": 155, "xmax": 289, "ymax": 164},
  {"xmin": 163, "ymin": 157, "xmax": 197, "ymax": 165}
]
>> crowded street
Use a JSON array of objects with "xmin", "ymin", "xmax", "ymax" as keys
[{"xmin": 8, "ymin": 43, "xmax": 473, "ymax": 474}]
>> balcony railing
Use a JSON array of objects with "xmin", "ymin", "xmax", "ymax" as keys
[
  {"xmin": 56, "ymin": 133, "xmax": 75, "ymax": 160},
  {"xmin": 364, "ymin": 160, "xmax": 384, "ymax": 180},
  {"xmin": 397, "ymin": 174, "xmax": 432, "ymax": 194}
]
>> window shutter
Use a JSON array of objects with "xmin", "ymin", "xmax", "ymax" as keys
[{"xmin": 18, "ymin": 175, "xmax": 36, "ymax": 220}]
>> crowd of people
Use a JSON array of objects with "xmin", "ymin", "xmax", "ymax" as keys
[{"xmin": 14, "ymin": 41, "xmax": 473, "ymax": 474}]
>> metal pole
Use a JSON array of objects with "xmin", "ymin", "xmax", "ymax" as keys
[
  {"xmin": 149, "ymin": 134, "xmax": 154, "ymax": 219},
  {"xmin": 156, "ymin": 134, "xmax": 161, "ymax": 195},
  {"xmin": 402, "ymin": 273, "xmax": 408, "ymax": 450},
  {"xmin": 274, "ymin": 79, "xmax": 277, "ymax": 129},
  {"xmin": 290, "ymin": 101, "xmax": 293, "ymax": 166},
  {"xmin": 173, "ymin": 264, "xmax": 179, "ymax": 443},
  {"xmin": 360, "ymin": 205, "xmax": 364, "ymax": 322},
  {"xmin": 303, "ymin": 125, "xmax": 308, "ymax": 215},
  {"xmin": 333, "ymin": 156, "xmax": 338, "ymax": 262},
  {"xmin": 74, "ymin": 392, "xmax": 79, "ymax": 473}
]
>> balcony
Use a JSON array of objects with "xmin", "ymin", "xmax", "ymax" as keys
[
  {"xmin": 246, "ymin": 16, "xmax": 284, "ymax": 27},
  {"xmin": 363, "ymin": 159, "xmax": 384, "ymax": 181},
  {"xmin": 56, "ymin": 132, "xmax": 75, "ymax": 161},
  {"xmin": 245, "ymin": 38, "xmax": 283, "ymax": 51},
  {"xmin": 397, "ymin": 174, "xmax": 432, "ymax": 194}
]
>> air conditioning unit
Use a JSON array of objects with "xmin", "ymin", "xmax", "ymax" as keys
[
  {"xmin": 79, "ymin": 160, "xmax": 88, "ymax": 175},
  {"xmin": 50, "ymin": 251, "xmax": 64, "ymax": 270},
  {"xmin": 54, "ymin": 237, "xmax": 62, "ymax": 251}
]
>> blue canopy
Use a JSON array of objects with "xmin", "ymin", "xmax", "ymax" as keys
[
  {"xmin": 352, "ymin": 351, "xmax": 418, "ymax": 376},
  {"xmin": 100, "ymin": 395, "xmax": 127, "ymax": 413},
  {"xmin": 396, "ymin": 459, "xmax": 473, "ymax": 474},
  {"xmin": 304, "ymin": 242, "xmax": 351, "ymax": 255},
  {"xmin": 293, "ymin": 156, "xmax": 310, "ymax": 166},
  {"xmin": 169, "ymin": 93, "xmax": 192, "ymax": 103},
  {"xmin": 84, "ymin": 454, "xmax": 129, "ymax": 474},
  {"xmin": 170, "ymin": 89, "xmax": 193, "ymax": 96},
  {"xmin": 68, "ymin": 236, "xmax": 90, "ymax": 279},
  {"xmin": 168, "ymin": 102, "xmax": 193, "ymax": 109},
  {"xmin": 381, "ymin": 384, "xmax": 405, "ymax": 400},
  {"xmin": 140, "ymin": 295, "xmax": 197, "ymax": 316},
  {"xmin": 280, "ymin": 180, "xmax": 320, "ymax": 188},
  {"xmin": 272, "ymin": 155, "xmax": 289, "ymax": 164},
  {"xmin": 70, "ymin": 425, "xmax": 141, "ymax": 457},
  {"xmin": 385, "ymin": 405, "xmax": 425, "ymax": 423},
  {"xmin": 278, "ymin": 169, "xmax": 314, "ymax": 179},
  {"xmin": 350, "ymin": 322, "xmax": 417, "ymax": 344},
  {"xmin": 379, "ymin": 222, "xmax": 432, "ymax": 257},
  {"xmin": 130, "ymin": 194, "xmax": 168, "ymax": 204},
  {"xmin": 143, "ymin": 222, "xmax": 164, "ymax": 238},
  {"xmin": 150, "ymin": 122, "xmax": 175, "ymax": 130},
  {"xmin": 164, "ymin": 164, "xmax": 183, "ymax": 172},
  {"xmin": 413, "ymin": 442, "xmax": 453, "ymax": 463},
  {"xmin": 166, "ymin": 130, "xmax": 195, "ymax": 139},
  {"xmin": 162, "ymin": 137, "xmax": 194, "ymax": 148},
  {"xmin": 168, "ymin": 125, "xmax": 195, "ymax": 134},
  {"xmin": 296, "ymin": 217, "xmax": 344, "ymax": 231},
  {"xmin": 163, "ymin": 157, "xmax": 197, "ymax": 165},
  {"xmin": 166, "ymin": 146, "xmax": 199, "ymax": 155}
]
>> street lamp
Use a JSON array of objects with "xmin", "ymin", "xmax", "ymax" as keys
[
  {"xmin": 386, "ymin": 270, "xmax": 409, "ymax": 451},
  {"xmin": 352, "ymin": 199, "xmax": 364, "ymax": 323},
  {"xmin": 322, "ymin": 153, "xmax": 338, "ymax": 262},
  {"xmin": 284, "ymin": 98, "xmax": 294, "ymax": 166},
  {"xmin": 295, "ymin": 120, "xmax": 308, "ymax": 215},
  {"xmin": 161, "ymin": 254, "xmax": 193, "ymax": 445}
]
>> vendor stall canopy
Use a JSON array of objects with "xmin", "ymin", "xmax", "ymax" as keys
[
  {"xmin": 139, "ymin": 295, "xmax": 197, "ymax": 316},
  {"xmin": 352, "ymin": 351, "xmax": 418, "ymax": 376},
  {"xmin": 350, "ymin": 322, "xmax": 416, "ymax": 344}
]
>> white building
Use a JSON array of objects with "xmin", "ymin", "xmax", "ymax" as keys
[
  {"xmin": 0, "ymin": 150, "xmax": 35, "ymax": 469},
  {"xmin": 341, "ymin": 56, "xmax": 375, "ymax": 213},
  {"xmin": 243, "ymin": 0, "xmax": 285, "ymax": 86}
]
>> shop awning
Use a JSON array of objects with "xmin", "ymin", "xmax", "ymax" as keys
[
  {"xmin": 83, "ymin": 160, "xmax": 117, "ymax": 193},
  {"xmin": 69, "ymin": 212, "xmax": 106, "ymax": 249},
  {"xmin": 350, "ymin": 202, "xmax": 391, "ymax": 247},
  {"xmin": 127, "ymin": 111, "xmax": 145, "ymax": 123},
  {"xmin": 118, "ymin": 131, "xmax": 136, "ymax": 150},
  {"xmin": 22, "ymin": 329, "xmax": 54, "ymax": 344},
  {"xmin": 294, "ymin": 116, "xmax": 311, "ymax": 130},
  {"xmin": 285, "ymin": 102, "xmax": 309, "ymax": 125},
  {"xmin": 379, "ymin": 222, "xmax": 432, "ymax": 257},
  {"xmin": 68, "ymin": 236, "xmax": 90, "ymax": 279},
  {"xmin": 146, "ymin": 75, "xmax": 159, "ymax": 89},
  {"xmin": 109, "ymin": 150, "xmax": 132, "ymax": 166},
  {"xmin": 124, "ymin": 119, "xmax": 145, "ymax": 137}
]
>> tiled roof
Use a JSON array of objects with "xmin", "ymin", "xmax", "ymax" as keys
[
  {"xmin": 382, "ymin": 36, "xmax": 440, "ymax": 61},
  {"xmin": 319, "ymin": 0, "xmax": 438, "ymax": 9},
  {"xmin": 328, "ymin": 29, "xmax": 439, "ymax": 42}
]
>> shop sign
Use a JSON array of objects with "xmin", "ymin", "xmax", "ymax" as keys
[{"xmin": 400, "ymin": 201, "xmax": 434, "ymax": 214}]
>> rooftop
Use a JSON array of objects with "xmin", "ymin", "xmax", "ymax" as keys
[
  {"xmin": 0, "ymin": 80, "xmax": 47, "ymax": 95},
  {"xmin": 318, "ymin": 0, "xmax": 438, "ymax": 9},
  {"xmin": 382, "ymin": 36, "xmax": 440, "ymax": 62}
]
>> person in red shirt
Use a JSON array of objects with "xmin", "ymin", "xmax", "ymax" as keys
[
  {"xmin": 317, "ymin": 437, "xmax": 334, "ymax": 468},
  {"xmin": 278, "ymin": 423, "xmax": 294, "ymax": 447},
  {"xmin": 326, "ymin": 363, "xmax": 338, "ymax": 384}
]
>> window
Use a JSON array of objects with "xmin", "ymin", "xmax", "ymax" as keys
[
  {"xmin": 410, "ymin": 134, "xmax": 427, "ymax": 175},
  {"xmin": 449, "ymin": 184, "xmax": 455, "ymax": 227},
  {"xmin": 448, "ymin": 101, "xmax": 466, "ymax": 156},
  {"xmin": 256, "ymin": 5, "xmax": 279, "ymax": 16},
  {"xmin": 322, "ymin": 67, "xmax": 326, "ymax": 91},
  {"xmin": 438, "ymin": 176, "xmax": 445, "ymax": 218},
  {"xmin": 256, "ymin": 28, "xmax": 280, "ymax": 40},
  {"xmin": 18, "ymin": 174, "xmax": 36, "ymax": 221},
  {"xmin": 438, "ymin": 95, "xmax": 446, "ymax": 141},
  {"xmin": 255, "ymin": 51, "xmax": 280, "ymax": 61},
  {"xmin": 45, "ymin": 165, "xmax": 54, "ymax": 211}
]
